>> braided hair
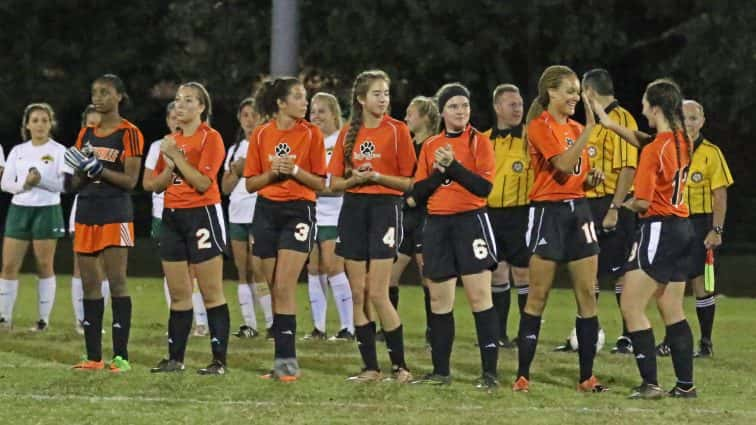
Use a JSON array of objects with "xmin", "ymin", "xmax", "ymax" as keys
[{"xmin": 343, "ymin": 70, "xmax": 390, "ymax": 175}]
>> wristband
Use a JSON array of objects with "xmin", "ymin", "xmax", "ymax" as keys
[
  {"xmin": 713, "ymin": 225, "xmax": 723, "ymax": 235},
  {"xmin": 292, "ymin": 165, "xmax": 300, "ymax": 176},
  {"xmin": 609, "ymin": 202, "xmax": 620, "ymax": 210},
  {"xmin": 370, "ymin": 172, "xmax": 381, "ymax": 181}
]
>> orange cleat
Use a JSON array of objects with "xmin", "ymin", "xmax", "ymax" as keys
[
  {"xmin": 577, "ymin": 375, "xmax": 609, "ymax": 393},
  {"xmin": 72, "ymin": 359, "xmax": 105, "ymax": 371},
  {"xmin": 512, "ymin": 376, "xmax": 530, "ymax": 392}
]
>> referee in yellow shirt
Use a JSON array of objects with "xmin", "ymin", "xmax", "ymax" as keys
[
  {"xmin": 657, "ymin": 99, "xmax": 733, "ymax": 359},
  {"xmin": 483, "ymin": 84, "xmax": 532, "ymax": 348},
  {"xmin": 554, "ymin": 69, "xmax": 639, "ymax": 354}
]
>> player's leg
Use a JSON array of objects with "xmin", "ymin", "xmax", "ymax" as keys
[
  {"xmin": 31, "ymin": 239, "xmax": 58, "ymax": 331},
  {"xmin": 321, "ymin": 237, "xmax": 353, "ymax": 340},
  {"xmin": 231, "ymin": 233, "xmax": 257, "ymax": 338},
  {"xmin": 304, "ymin": 243, "xmax": 327, "ymax": 339},
  {"xmin": 0, "ymin": 237, "xmax": 31, "ymax": 329},
  {"xmin": 101, "ymin": 246, "xmax": 131, "ymax": 370}
]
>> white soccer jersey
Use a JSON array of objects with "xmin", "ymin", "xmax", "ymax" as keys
[
  {"xmin": 144, "ymin": 139, "xmax": 165, "ymax": 219},
  {"xmin": 224, "ymin": 139, "xmax": 257, "ymax": 224},
  {"xmin": 0, "ymin": 139, "xmax": 70, "ymax": 206},
  {"xmin": 317, "ymin": 131, "xmax": 343, "ymax": 226}
]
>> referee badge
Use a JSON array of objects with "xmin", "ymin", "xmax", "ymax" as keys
[
  {"xmin": 691, "ymin": 171, "xmax": 703, "ymax": 183},
  {"xmin": 512, "ymin": 161, "xmax": 524, "ymax": 173},
  {"xmin": 587, "ymin": 146, "xmax": 597, "ymax": 157}
]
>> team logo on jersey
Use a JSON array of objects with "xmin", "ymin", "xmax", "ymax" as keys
[
  {"xmin": 93, "ymin": 146, "xmax": 120, "ymax": 162},
  {"xmin": 353, "ymin": 140, "xmax": 381, "ymax": 160},
  {"xmin": 566, "ymin": 138, "xmax": 575, "ymax": 146},
  {"xmin": 587, "ymin": 146, "xmax": 597, "ymax": 157},
  {"xmin": 274, "ymin": 142, "xmax": 291, "ymax": 157},
  {"xmin": 512, "ymin": 161, "xmax": 524, "ymax": 173},
  {"xmin": 41, "ymin": 154, "xmax": 54, "ymax": 164},
  {"xmin": 691, "ymin": 171, "xmax": 703, "ymax": 183}
]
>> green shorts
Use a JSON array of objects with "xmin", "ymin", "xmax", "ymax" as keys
[
  {"xmin": 150, "ymin": 217, "xmax": 162, "ymax": 242},
  {"xmin": 4, "ymin": 204, "xmax": 65, "ymax": 240},
  {"xmin": 317, "ymin": 225, "xmax": 338, "ymax": 242},
  {"xmin": 229, "ymin": 222, "xmax": 253, "ymax": 242}
]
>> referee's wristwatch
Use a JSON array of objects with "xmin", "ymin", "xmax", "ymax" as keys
[
  {"xmin": 713, "ymin": 225, "xmax": 724, "ymax": 235},
  {"xmin": 609, "ymin": 202, "xmax": 621, "ymax": 210}
]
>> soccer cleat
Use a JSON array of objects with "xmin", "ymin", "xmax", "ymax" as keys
[
  {"xmin": 656, "ymin": 342, "xmax": 671, "ymax": 357},
  {"xmin": 75, "ymin": 321, "xmax": 85, "ymax": 335},
  {"xmin": 150, "ymin": 358, "xmax": 186, "ymax": 373},
  {"xmin": 668, "ymin": 385, "xmax": 698, "ymax": 398},
  {"xmin": 610, "ymin": 336, "xmax": 634, "ymax": 354},
  {"xmin": 577, "ymin": 375, "xmax": 610, "ymax": 393},
  {"xmin": 346, "ymin": 369, "xmax": 383, "ymax": 382},
  {"xmin": 628, "ymin": 382, "xmax": 665, "ymax": 399},
  {"xmin": 72, "ymin": 357, "xmax": 105, "ymax": 371},
  {"xmin": 302, "ymin": 328, "xmax": 327, "ymax": 341},
  {"xmin": 233, "ymin": 325, "xmax": 259, "ymax": 338},
  {"xmin": 475, "ymin": 373, "xmax": 500, "ymax": 390},
  {"xmin": 375, "ymin": 329, "xmax": 385, "ymax": 342},
  {"xmin": 29, "ymin": 319, "xmax": 48, "ymax": 332},
  {"xmin": 260, "ymin": 370, "xmax": 298, "ymax": 382},
  {"xmin": 193, "ymin": 324, "xmax": 209, "ymax": 337},
  {"xmin": 265, "ymin": 327, "xmax": 274, "ymax": 341},
  {"xmin": 197, "ymin": 360, "xmax": 226, "ymax": 375},
  {"xmin": 383, "ymin": 366, "xmax": 413, "ymax": 384},
  {"xmin": 693, "ymin": 339, "xmax": 713, "ymax": 358},
  {"xmin": 512, "ymin": 376, "xmax": 530, "ymax": 392},
  {"xmin": 108, "ymin": 356, "xmax": 131, "ymax": 373},
  {"xmin": 553, "ymin": 338, "xmax": 576, "ymax": 352},
  {"xmin": 410, "ymin": 373, "xmax": 452, "ymax": 385},
  {"xmin": 0, "ymin": 317, "xmax": 12, "ymax": 332},
  {"xmin": 328, "ymin": 328, "xmax": 355, "ymax": 341},
  {"xmin": 497, "ymin": 337, "xmax": 516, "ymax": 349}
]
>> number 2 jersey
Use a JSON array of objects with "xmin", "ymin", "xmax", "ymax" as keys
[
  {"xmin": 74, "ymin": 119, "xmax": 144, "ymax": 224},
  {"xmin": 634, "ymin": 131, "xmax": 690, "ymax": 219}
]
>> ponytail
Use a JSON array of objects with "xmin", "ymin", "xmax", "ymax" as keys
[{"xmin": 344, "ymin": 70, "xmax": 390, "ymax": 174}]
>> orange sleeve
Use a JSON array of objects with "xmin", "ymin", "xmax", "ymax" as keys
[
  {"xmin": 243, "ymin": 128, "xmax": 264, "ymax": 178},
  {"xmin": 633, "ymin": 145, "xmax": 659, "ymax": 202},
  {"xmin": 527, "ymin": 120, "xmax": 563, "ymax": 161},
  {"xmin": 309, "ymin": 127, "xmax": 327, "ymax": 176},
  {"xmin": 197, "ymin": 132, "xmax": 225, "ymax": 180},
  {"xmin": 123, "ymin": 127, "xmax": 144, "ymax": 158},
  {"xmin": 74, "ymin": 127, "xmax": 87, "ymax": 149},
  {"xmin": 475, "ymin": 133, "xmax": 496, "ymax": 182},
  {"xmin": 413, "ymin": 142, "xmax": 430, "ymax": 181},
  {"xmin": 327, "ymin": 129, "xmax": 347, "ymax": 177},
  {"xmin": 396, "ymin": 125, "xmax": 417, "ymax": 177}
]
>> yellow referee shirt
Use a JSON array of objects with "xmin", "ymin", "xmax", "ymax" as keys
[
  {"xmin": 685, "ymin": 136, "xmax": 734, "ymax": 214},
  {"xmin": 585, "ymin": 102, "xmax": 639, "ymax": 198},
  {"xmin": 484, "ymin": 125, "xmax": 532, "ymax": 208}
]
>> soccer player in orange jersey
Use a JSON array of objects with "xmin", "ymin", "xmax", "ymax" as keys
[
  {"xmin": 244, "ymin": 77, "xmax": 326, "ymax": 381},
  {"xmin": 407, "ymin": 83, "xmax": 500, "ymax": 389},
  {"xmin": 512, "ymin": 66, "xmax": 608, "ymax": 393},
  {"xmin": 328, "ymin": 70, "xmax": 416, "ymax": 383},
  {"xmin": 148, "ymin": 82, "xmax": 229, "ymax": 375},
  {"xmin": 597, "ymin": 80, "xmax": 697, "ymax": 399}
]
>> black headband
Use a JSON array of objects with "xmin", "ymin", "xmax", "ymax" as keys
[{"xmin": 437, "ymin": 85, "xmax": 470, "ymax": 112}]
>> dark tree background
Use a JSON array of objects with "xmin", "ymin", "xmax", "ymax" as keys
[{"xmin": 0, "ymin": 0, "xmax": 753, "ymax": 250}]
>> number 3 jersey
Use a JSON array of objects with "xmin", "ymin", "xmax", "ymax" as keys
[
  {"xmin": 527, "ymin": 111, "xmax": 589, "ymax": 202},
  {"xmin": 634, "ymin": 131, "xmax": 690, "ymax": 219},
  {"xmin": 74, "ymin": 120, "xmax": 144, "ymax": 224},
  {"xmin": 153, "ymin": 122, "xmax": 225, "ymax": 209}
]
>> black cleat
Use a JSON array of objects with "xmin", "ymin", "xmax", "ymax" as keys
[
  {"xmin": 150, "ymin": 358, "xmax": 185, "ymax": 373},
  {"xmin": 375, "ymin": 329, "xmax": 385, "ymax": 342},
  {"xmin": 410, "ymin": 373, "xmax": 452, "ymax": 385},
  {"xmin": 610, "ymin": 336, "xmax": 634, "ymax": 354},
  {"xmin": 628, "ymin": 382, "xmax": 665, "ymax": 399},
  {"xmin": 265, "ymin": 327, "xmax": 274, "ymax": 341},
  {"xmin": 233, "ymin": 325, "xmax": 258, "ymax": 338},
  {"xmin": 498, "ymin": 337, "xmax": 516, "ymax": 349},
  {"xmin": 328, "ymin": 328, "xmax": 355, "ymax": 341},
  {"xmin": 197, "ymin": 360, "xmax": 226, "ymax": 375},
  {"xmin": 553, "ymin": 338, "xmax": 576, "ymax": 352},
  {"xmin": 693, "ymin": 339, "xmax": 713, "ymax": 358},
  {"xmin": 30, "ymin": 319, "xmax": 48, "ymax": 332},
  {"xmin": 474, "ymin": 372, "xmax": 500, "ymax": 390},
  {"xmin": 668, "ymin": 385, "xmax": 698, "ymax": 398},
  {"xmin": 302, "ymin": 328, "xmax": 327, "ymax": 341},
  {"xmin": 656, "ymin": 342, "xmax": 671, "ymax": 357}
]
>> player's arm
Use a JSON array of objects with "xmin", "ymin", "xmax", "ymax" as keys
[
  {"xmin": 705, "ymin": 187, "xmax": 727, "ymax": 249},
  {"xmin": 222, "ymin": 156, "xmax": 244, "ymax": 195},
  {"xmin": 369, "ymin": 173, "xmax": 412, "ymax": 192},
  {"xmin": 146, "ymin": 157, "xmax": 175, "ymax": 193},
  {"xmin": 96, "ymin": 157, "xmax": 141, "ymax": 190},
  {"xmin": 280, "ymin": 161, "xmax": 325, "ymax": 191}
]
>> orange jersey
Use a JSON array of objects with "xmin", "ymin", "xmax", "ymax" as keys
[
  {"xmin": 527, "ymin": 111, "xmax": 589, "ymax": 201},
  {"xmin": 244, "ymin": 119, "xmax": 326, "ymax": 202},
  {"xmin": 154, "ymin": 122, "xmax": 225, "ymax": 209},
  {"xmin": 415, "ymin": 126, "xmax": 495, "ymax": 215},
  {"xmin": 634, "ymin": 131, "xmax": 690, "ymax": 218},
  {"xmin": 328, "ymin": 115, "xmax": 416, "ymax": 195}
]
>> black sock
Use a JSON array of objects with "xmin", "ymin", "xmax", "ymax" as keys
[
  {"xmin": 83, "ymin": 298, "xmax": 104, "ymax": 362},
  {"xmin": 383, "ymin": 324, "xmax": 407, "ymax": 370},
  {"xmin": 272, "ymin": 313, "xmax": 297, "ymax": 360},
  {"xmin": 422, "ymin": 286, "xmax": 431, "ymax": 334},
  {"xmin": 615, "ymin": 287, "xmax": 628, "ymax": 336},
  {"xmin": 516, "ymin": 286, "xmax": 528, "ymax": 314},
  {"xmin": 517, "ymin": 312, "xmax": 541, "ymax": 379},
  {"xmin": 474, "ymin": 308, "xmax": 499, "ymax": 377},
  {"xmin": 389, "ymin": 286, "xmax": 399, "ymax": 310},
  {"xmin": 111, "ymin": 296, "xmax": 132, "ymax": 360},
  {"xmin": 629, "ymin": 328, "xmax": 658, "ymax": 385},
  {"xmin": 355, "ymin": 322, "xmax": 379, "ymax": 371},
  {"xmin": 207, "ymin": 304, "xmax": 230, "ymax": 365},
  {"xmin": 429, "ymin": 312, "xmax": 454, "ymax": 376},
  {"xmin": 695, "ymin": 295, "xmax": 715, "ymax": 341},
  {"xmin": 667, "ymin": 320, "xmax": 694, "ymax": 390},
  {"xmin": 491, "ymin": 284, "xmax": 511, "ymax": 340},
  {"xmin": 594, "ymin": 283, "xmax": 600, "ymax": 301},
  {"xmin": 168, "ymin": 309, "xmax": 193, "ymax": 363},
  {"xmin": 576, "ymin": 316, "xmax": 599, "ymax": 382}
]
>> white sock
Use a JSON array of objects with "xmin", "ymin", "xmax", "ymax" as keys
[
  {"xmin": 163, "ymin": 277, "xmax": 171, "ymax": 308},
  {"xmin": 308, "ymin": 273, "xmax": 327, "ymax": 332},
  {"xmin": 38, "ymin": 276, "xmax": 56, "ymax": 323},
  {"xmin": 253, "ymin": 282, "xmax": 273, "ymax": 329},
  {"xmin": 192, "ymin": 291, "xmax": 207, "ymax": 326},
  {"xmin": 101, "ymin": 280, "xmax": 110, "ymax": 306},
  {"xmin": 237, "ymin": 283, "xmax": 257, "ymax": 329},
  {"xmin": 71, "ymin": 277, "xmax": 84, "ymax": 323},
  {"xmin": 0, "ymin": 278, "xmax": 18, "ymax": 321},
  {"xmin": 328, "ymin": 272, "xmax": 354, "ymax": 333}
]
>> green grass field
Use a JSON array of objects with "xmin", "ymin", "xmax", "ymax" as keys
[{"xmin": 1, "ymin": 275, "xmax": 755, "ymax": 424}]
